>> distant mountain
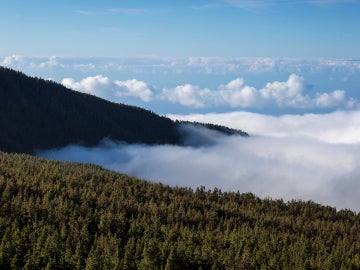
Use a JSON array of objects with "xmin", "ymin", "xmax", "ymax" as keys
[{"xmin": 0, "ymin": 67, "xmax": 247, "ymax": 154}]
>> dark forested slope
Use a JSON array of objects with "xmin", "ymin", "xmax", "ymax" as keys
[
  {"xmin": 0, "ymin": 67, "xmax": 182, "ymax": 153},
  {"xmin": 0, "ymin": 67, "xmax": 248, "ymax": 154},
  {"xmin": 0, "ymin": 152, "xmax": 359, "ymax": 269}
]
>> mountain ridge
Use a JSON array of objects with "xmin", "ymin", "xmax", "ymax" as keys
[{"xmin": 0, "ymin": 66, "xmax": 247, "ymax": 154}]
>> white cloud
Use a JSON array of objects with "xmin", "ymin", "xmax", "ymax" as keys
[
  {"xmin": 162, "ymin": 74, "xmax": 353, "ymax": 109},
  {"xmin": 60, "ymin": 73, "xmax": 355, "ymax": 110},
  {"xmin": 161, "ymin": 84, "xmax": 211, "ymax": 108},
  {"xmin": 0, "ymin": 55, "xmax": 61, "ymax": 70},
  {"xmin": 168, "ymin": 110, "xmax": 360, "ymax": 144},
  {"xmin": 248, "ymin": 57, "xmax": 276, "ymax": 72},
  {"xmin": 114, "ymin": 79, "xmax": 153, "ymax": 102},
  {"xmin": 1, "ymin": 54, "xmax": 25, "ymax": 66},
  {"xmin": 260, "ymin": 74, "xmax": 308, "ymax": 107},
  {"xmin": 61, "ymin": 75, "xmax": 153, "ymax": 102},
  {"xmin": 62, "ymin": 75, "xmax": 113, "ymax": 97},
  {"xmin": 218, "ymin": 78, "xmax": 259, "ymax": 107},
  {"xmin": 38, "ymin": 118, "xmax": 360, "ymax": 211},
  {"xmin": 2, "ymin": 56, "xmax": 360, "ymax": 77},
  {"xmin": 38, "ymin": 56, "xmax": 59, "ymax": 69},
  {"xmin": 224, "ymin": 77, "xmax": 244, "ymax": 90},
  {"xmin": 315, "ymin": 90, "xmax": 345, "ymax": 107}
]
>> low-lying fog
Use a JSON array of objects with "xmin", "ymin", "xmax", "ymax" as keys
[{"xmin": 39, "ymin": 111, "xmax": 360, "ymax": 212}]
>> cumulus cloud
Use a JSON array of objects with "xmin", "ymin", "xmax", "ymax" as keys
[
  {"xmin": 217, "ymin": 78, "xmax": 259, "ymax": 107},
  {"xmin": 114, "ymin": 79, "xmax": 153, "ymax": 102},
  {"xmin": 62, "ymin": 75, "xmax": 112, "ymax": 98},
  {"xmin": 38, "ymin": 114, "xmax": 360, "ymax": 211},
  {"xmin": 61, "ymin": 75, "xmax": 153, "ymax": 102},
  {"xmin": 60, "ymin": 73, "xmax": 355, "ymax": 110},
  {"xmin": 315, "ymin": 90, "xmax": 346, "ymax": 107},
  {"xmin": 161, "ymin": 76, "xmax": 247, "ymax": 108},
  {"xmin": 162, "ymin": 74, "xmax": 354, "ymax": 109},
  {"xmin": 260, "ymin": 74, "xmax": 308, "ymax": 107},
  {"xmin": 161, "ymin": 84, "xmax": 212, "ymax": 108}
]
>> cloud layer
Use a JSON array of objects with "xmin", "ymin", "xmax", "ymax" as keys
[
  {"xmin": 2, "ymin": 55, "xmax": 360, "ymax": 77},
  {"xmin": 168, "ymin": 110, "xmax": 360, "ymax": 144},
  {"xmin": 39, "ymin": 111, "xmax": 360, "ymax": 211}
]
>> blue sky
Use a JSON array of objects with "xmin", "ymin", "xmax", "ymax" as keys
[
  {"xmin": 1, "ymin": 0, "xmax": 360, "ymax": 58},
  {"xmin": 2, "ymin": 0, "xmax": 360, "ymax": 115}
]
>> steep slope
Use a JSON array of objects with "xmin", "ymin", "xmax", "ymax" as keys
[
  {"xmin": 0, "ymin": 151, "xmax": 359, "ymax": 269},
  {"xmin": 0, "ymin": 67, "xmax": 181, "ymax": 153}
]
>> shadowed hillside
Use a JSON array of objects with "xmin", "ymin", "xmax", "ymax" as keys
[
  {"xmin": 0, "ymin": 67, "xmax": 181, "ymax": 153},
  {"xmin": 0, "ymin": 67, "xmax": 248, "ymax": 154}
]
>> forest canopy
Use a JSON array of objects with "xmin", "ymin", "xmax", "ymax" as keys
[{"xmin": 0, "ymin": 151, "xmax": 359, "ymax": 269}]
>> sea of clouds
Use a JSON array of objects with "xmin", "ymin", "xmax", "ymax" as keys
[{"xmin": 39, "ymin": 111, "xmax": 360, "ymax": 212}]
